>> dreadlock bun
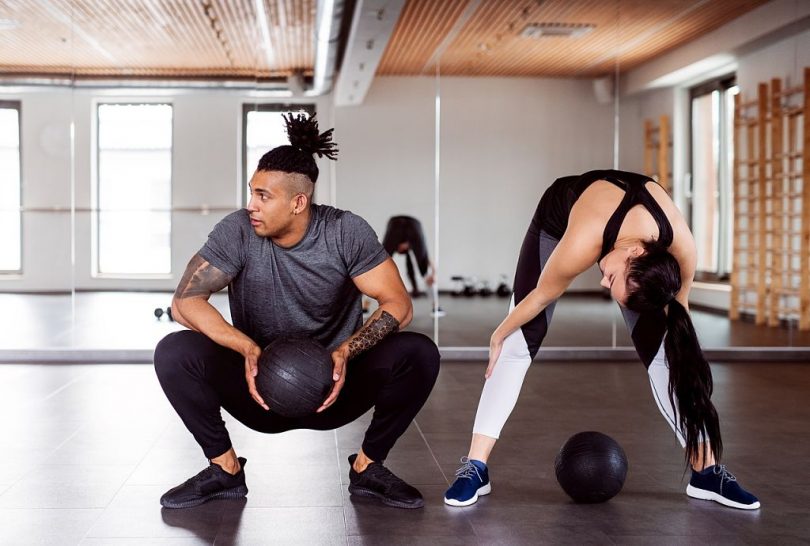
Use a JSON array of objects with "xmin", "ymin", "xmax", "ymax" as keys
[{"xmin": 283, "ymin": 113, "xmax": 338, "ymax": 160}]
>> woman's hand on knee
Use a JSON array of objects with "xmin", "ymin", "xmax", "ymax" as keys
[{"xmin": 486, "ymin": 331, "xmax": 505, "ymax": 379}]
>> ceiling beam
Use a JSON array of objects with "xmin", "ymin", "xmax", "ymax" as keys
[{"xmin": 333, "ymin": 0, "xmax": 406, "ymax": 106}]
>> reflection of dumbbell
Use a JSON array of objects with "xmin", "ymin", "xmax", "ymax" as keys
[
  {"xmin": 495, "ymin": 274, "xmax": 511, "ymax": 297},
  {"xmin": 450, "ymin": 275, "xmax": 466, "ymax": 297},
  {"xmin": 478, "ymin": 280, "xmax": 493, "ymax": 297},
  {"xmin": 457, "ymin": 275, "xmax": 477, "ymax": 297},
  {"xmin": 154, "ymin": 307, "xmax": 174, "ymax": 321}
]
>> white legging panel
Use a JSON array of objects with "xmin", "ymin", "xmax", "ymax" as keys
[
  {"xmin": 472, "ymin": 296, "xmax": 534, "ymax": 439},
  {"xmin": 645, "ymin": 340, "xmax": 686, "ymax": 447}
]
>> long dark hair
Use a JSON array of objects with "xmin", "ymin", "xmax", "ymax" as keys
[
  {"xmin": 257, "ymin": 112, "xmax": 338, "ymax": 182},
  {"xmin": 625, "ymin": 240, "xmax": 722, "ymax": 467}
]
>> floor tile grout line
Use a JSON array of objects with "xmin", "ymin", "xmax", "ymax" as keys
[
  {"xmin": 412, "ymin": 419, "xmax": 449, "ymax": 485},
  {"xmin": 37, "ymin": 374, "xmax": 85, "ymax": 404},
  {"xmin": 78, "ymin": 418, "xmax": 176, "ymax": 544},
  {"xmin": 414, "ymin": 418, "xmax": 483, "ymax": 539},
  {"xmin": 14, "ymin": 406, "xmax": 87, "ymax": 490},
  {"xmin": 332, "ymin": 428, "xmax": 351, "ymax": 543}
]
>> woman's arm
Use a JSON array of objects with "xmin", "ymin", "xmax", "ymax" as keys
[{"xmin": 486, "ymin": 207, "xmax": 602, "ymax": 375}]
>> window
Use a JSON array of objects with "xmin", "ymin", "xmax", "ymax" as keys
[
  {"xmin": 689, "ymin": 76, "xmax": 737, "ymax": 280},
  {"xmin": 0, "ymin": 101, "xmax": 21, "ymax": 273},
  {"xmin": 95, "ymin": 103, "xmax": 172, "ymax": 276},
  {"xmin": 242, "ymin": 104, "xmax": 315, "ymax": 204}
]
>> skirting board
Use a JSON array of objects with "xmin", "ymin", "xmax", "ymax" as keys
[{"xmin": 0, "ymin": 346, "xmax": 808, "ymax": 364}]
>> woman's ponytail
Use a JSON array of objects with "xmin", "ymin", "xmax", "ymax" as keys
[
  {"xmin": 664, "ymin": 298, "xmax": 722, "ymax": 466},
  {"xmin": 625, "ymin": 242, "xmax": 722, "ymax": 466}
]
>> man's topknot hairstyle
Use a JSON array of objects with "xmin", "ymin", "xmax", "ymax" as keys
[{"xmin": 256, "ymin": 112, "xmax": 338, "ymax": 183}]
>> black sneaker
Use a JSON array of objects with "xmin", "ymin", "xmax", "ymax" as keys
[
  {"xmin": 347, "ymin": 454, "xmax": 424, "ymax": 509},
  {"xmin": 160, "ymin": 457, "xmax": 248, "ymax": 509},
  {"xmin": 686, "ymin": 464, "xmax": 760, "ymax": 510}
]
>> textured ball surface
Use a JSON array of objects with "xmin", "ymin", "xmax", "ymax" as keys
[
  {"xmin": 554, "ymin": 431, "xmax": 628, "ymax": 503},
  {"xmin": 256, "ymin": 337, "xmax": 334, "ymax": 418}
]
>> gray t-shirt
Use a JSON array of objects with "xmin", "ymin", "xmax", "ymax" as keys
[{"xmin": 199, "ymin": 204, "xmax": 388, "ymax": 351}]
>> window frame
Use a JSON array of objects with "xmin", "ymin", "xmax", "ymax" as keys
[
  {"xmin": 93, "ymin": 100, "xmax": 174, "ymax": 278},
  {"xmin": 0, "ymin": 100, "xmax": 23, "ymax": 275},
  {"xmin": 241, "ymin": 103, "xmax": 316, "ymax": 205},
  {"xmin": 687, "ymin": 74, "xmax": 737, "ymax": 283}
]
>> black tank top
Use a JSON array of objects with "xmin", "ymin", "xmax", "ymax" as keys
[{"xmin": 531, "ymin": 169, "xmax": 674, "ymax": 260}]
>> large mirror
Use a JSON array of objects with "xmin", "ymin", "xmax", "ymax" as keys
[
  {"xmin": 0, "ymin": 5, "xmax": 77, "ymax": 355},
  {"xmin": 2, "ymin": 0, "xmax": 810, "ymax": 359},
  {"xmin": 426, "ymin": 0, "xmax": 810, "ymax": 351}
]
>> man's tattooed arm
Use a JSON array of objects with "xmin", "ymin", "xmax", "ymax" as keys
[
  {"xmin": 174, "ymin": 254, "xmax": 233, "ymax": 300},
  {"xmin": 171, "ymin": 253, "xmax": 234, "ymax": 329},
  {"xmin": 345, "ymin": 309, "xmax": 400, "ymax": 360}
]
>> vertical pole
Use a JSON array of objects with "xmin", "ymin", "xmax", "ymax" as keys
[
  {"xmin": 644, "ymin": 119, "xmax": 653, "ymax": 176},
  {"xmin": 730, "ymin": 94, "xmax": 742, "ymax": 320},
  {"xmin": 769, "ymin": 78, "xmax": 784, "ymax": 326},
  {"xmin": 659, "ymin": 115, "xmax": 670, "ymax": 192},
  {"xmin": 800, "ymin": 68, "xmax": 810, "ymax": 329},
  {"xmin": 756, "ymin": 83, "xmax": 768, "ymax": 325}
]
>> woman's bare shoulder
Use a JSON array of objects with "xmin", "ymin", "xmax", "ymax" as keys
[
  {"xmin": 572, "ymin": 179, "xmax": 624, "ymax": 218},
  {"xmin": 644, "ymin": 182, "xmax": 696, "ymax": 271}
]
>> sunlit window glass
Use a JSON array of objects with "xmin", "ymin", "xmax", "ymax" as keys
[
  {"xmin": 96, "ymin": 103, "xmax": 172, "ymax": 275},
  {"xmin": 244, "ymin": 106, "xmax": 313, "ymax": 204},
  {"xmin": 689, "ymin": 76, "xmax": 736, "ymax": 279},
  {"xmin": 0, "ymin": 104, "xmax": 21, "ymax": 272}
]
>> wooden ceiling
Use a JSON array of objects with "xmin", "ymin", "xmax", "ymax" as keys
[
  {"xmin": 378, "ymin": 0, "xmax": 771, "ymax": 77},
  {"xmin": 0, "ymin": 0, "xmax": 771, "ymax": 80},
  {"xmin": 0, "ymin": 0, "xmax": 315, "ymax": 79}
]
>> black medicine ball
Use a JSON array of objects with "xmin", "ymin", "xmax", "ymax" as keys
[
  {"xmin": 256, "ymin": 337, "xmax": 334, "ymax": 418},
  {"xmin": 554, "ymin": 431, "xmax": 628, "ymax": 503}
]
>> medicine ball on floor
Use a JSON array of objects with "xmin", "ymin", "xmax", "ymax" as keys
[
  {"xmin": 256, "ymin": 337, "xmax": 334, "ymax": 418},
  {"xmin": 554, "ymin": 431, "xmax": 628, "ymax": 503}
]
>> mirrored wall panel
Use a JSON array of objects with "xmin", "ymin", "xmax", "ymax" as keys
[{"xmin": 2, "ymin": 0, "xmax": 809, "ymax": 356}]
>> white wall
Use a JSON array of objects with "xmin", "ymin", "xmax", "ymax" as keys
[
  {"xmin": 335, "ymin": 76, "xmax": 614, "ymax": 292},
  {"xmin": 333, "ymin": 77, "xmax": 437, "ymax": 291},
  {"xmin": 736, "ymin": 27, "xmax": 810, "ymax": 92},
  {"xmin": 438, "ymin": 77, "xmax": 613, "ymax": 290},
  {"xmin": 11, "ymin": 90, "xmax": 74, "ymax": 291}
]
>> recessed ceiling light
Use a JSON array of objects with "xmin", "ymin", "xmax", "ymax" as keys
[{"xmin": 521, "ymin": 23, "xmax": 595, "ymax": 38}]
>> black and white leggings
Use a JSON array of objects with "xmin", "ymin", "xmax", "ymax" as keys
[{"xmin": 472, "ymin": 228, "xmax": 687, "ymax": 447}]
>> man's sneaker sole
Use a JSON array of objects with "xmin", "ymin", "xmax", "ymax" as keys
[
  {"xmin": 444, "ymin": 482, "xmax": 492, "ymax": 507},
  {"xmin": 160, "ymin": 485, "xmax": 248, "ymax": 509},
  {"xmin": 348, "ymin": 484, "xmax": 425, "ymax": 509},
  {"xmin": 686, "ymin": 484, "xmax": 761, "ymax": 510}
]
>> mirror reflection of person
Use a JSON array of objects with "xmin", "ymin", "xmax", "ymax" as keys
[
  {"xmin": 443, "ymin": 169, "xmax": 759, "ymax": 511},
  {"xmin": 382, "ymin": 216, "xmax": 435, "ymax": 298}
]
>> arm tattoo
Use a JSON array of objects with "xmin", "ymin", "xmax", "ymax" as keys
[
  {"xmin": 174, "ymin": 254, "xmax": 234, "ymax": 299},
  {"xmin": 346, "ymin": 310, "xmax": 400, "ymax": 359}
]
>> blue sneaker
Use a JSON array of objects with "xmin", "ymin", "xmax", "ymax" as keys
[
  {"xmin": 444, "ymin": 457, "xmax": 491, "ymax": 507},
  {"xmin": 686, "ymin": 464, "xmax": 760, "ymax": 510}
]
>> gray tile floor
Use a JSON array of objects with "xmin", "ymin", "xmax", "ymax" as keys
[{"xmin": 2, "ymin": 359, "xmax": 808, "ymax": 544}]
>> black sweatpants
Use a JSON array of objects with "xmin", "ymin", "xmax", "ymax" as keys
[{"xmin": 154, "ymin": 330, "xmax": 440, "ymax": 461}]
